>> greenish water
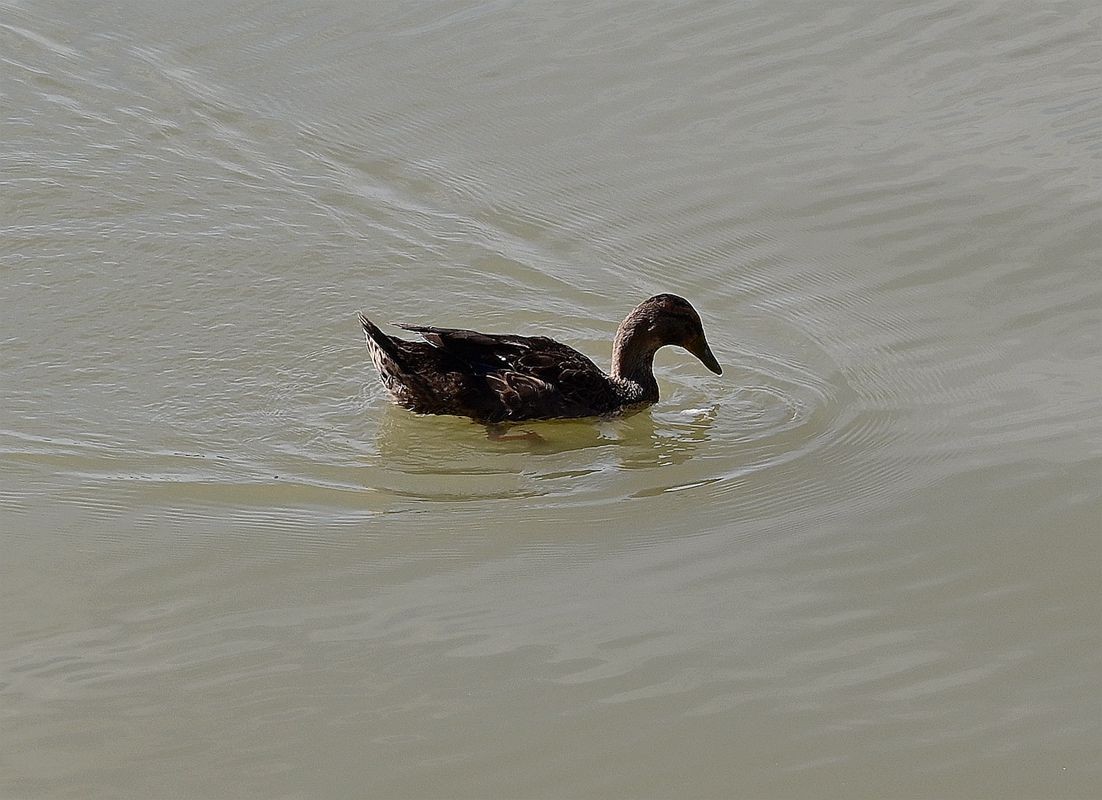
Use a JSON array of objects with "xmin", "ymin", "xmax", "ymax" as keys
[{"xmin": 2, "ymin": 1, "xmax": 1099, "ymax": 797}]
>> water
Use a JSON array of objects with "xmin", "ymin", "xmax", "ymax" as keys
[{"xmin": 2, "ymin": 0, "xmax": 1099, "ymax": 797}]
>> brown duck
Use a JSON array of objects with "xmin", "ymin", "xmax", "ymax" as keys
[{"xmin": 358, "ymin": 294, "xmax": 721, "ymax": 424}]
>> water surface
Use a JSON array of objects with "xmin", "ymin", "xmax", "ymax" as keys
[{"xmin": 2, "ymin": 1, "xmax": 1100, "ymax": 797}]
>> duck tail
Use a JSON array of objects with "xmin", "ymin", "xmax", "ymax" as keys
[{"xmin": 357, "ymin": 312, "xmax": 404, "ymax": 364}]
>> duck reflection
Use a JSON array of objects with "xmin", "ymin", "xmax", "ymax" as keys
[{"xmin": 371, "ymin": 399, "xmax": 718, "ymax": 471}]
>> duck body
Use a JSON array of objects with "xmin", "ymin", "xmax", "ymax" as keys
[{"xmin": 358, "ymin": 294, "xmax": 721, "ymax": 424}]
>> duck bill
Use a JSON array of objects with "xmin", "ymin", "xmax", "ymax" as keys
[{"xmin": 689, "ymin": 338, "xmax": 723, "ymax": 375}]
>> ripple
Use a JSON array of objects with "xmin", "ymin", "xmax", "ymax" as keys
[{"xmin": 274, "ymin": 304, "xmax": 888, "ymax": 537}]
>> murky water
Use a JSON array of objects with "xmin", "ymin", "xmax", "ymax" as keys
[{"xmin": 2, "ymin": 0, "xmax": 1100, "ymax": 797}]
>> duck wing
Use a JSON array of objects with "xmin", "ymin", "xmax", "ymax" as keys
[
  {"xmin": 394, "ymin": 324, "xmax": 530, "ymax": 369},
  {"xmin": 395, "ymin": 324, "xmax": 622, "ymax": 420}
]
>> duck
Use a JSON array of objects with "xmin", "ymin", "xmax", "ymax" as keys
[{"xmin": 357, "ymin": 294, "xmax": 721, "ymax": 425}]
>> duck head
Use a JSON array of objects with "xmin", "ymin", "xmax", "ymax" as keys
[{"xmin": 612, "ymin": 294, "xmax": 722, "ymax": 381}]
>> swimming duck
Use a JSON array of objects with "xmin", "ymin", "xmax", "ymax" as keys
[{"xmin": 357, "ymin": 294, "xmax": 721, "ymax": 424}]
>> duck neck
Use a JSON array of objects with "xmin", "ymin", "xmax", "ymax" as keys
[{"xmin": 610, "ymin": 325, "xmax": 660, "ymax": 401}]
